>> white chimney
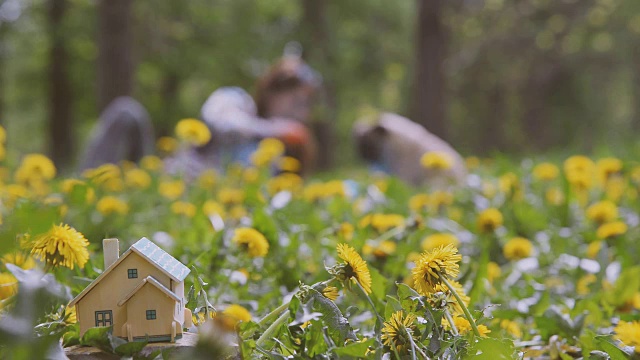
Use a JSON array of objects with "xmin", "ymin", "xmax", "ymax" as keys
[{"xmin": 103, "ymin": 238, "xmax": 120, "ymax": 269}]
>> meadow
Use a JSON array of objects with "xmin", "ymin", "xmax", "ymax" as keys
[{"xmin": 0, "ymin": 122, "xmax": 639, "ymax": 359}]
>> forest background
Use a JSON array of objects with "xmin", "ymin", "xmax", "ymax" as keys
[{"xmin": 1, "ymin": 0, "xmax": 638, "ymax": 172}]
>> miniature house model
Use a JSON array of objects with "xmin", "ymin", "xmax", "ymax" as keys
[{"xmin": 69, "ymin": 238, "xmax": 192, "ymax": 342}]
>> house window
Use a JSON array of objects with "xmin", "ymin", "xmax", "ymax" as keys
[
  {"xmin": 127, "ymin": 269, "xmax": 138, "ymax": 279},
  {"xmin": 95, "ymin": 310, "xmax": 113, "ymax": 327},
  {"xmin": 146, "ymin": 310, "xmax": 156, "ymax": 320}
]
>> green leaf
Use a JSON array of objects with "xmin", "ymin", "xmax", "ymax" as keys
[
  {"xmin": 333, "ymin": 338, "xmax": 375, "ymax": 357},
  {"xmin": 368, "ymin": 265, "xmax": 388, "ymax": 301},
  {"xmin": 469, "ymin": 337, "xmax": 516, "ymax": 359},
  {"xmin": 384, "ymin": 295, "xmax": 402, "ymax": 319},
  {"xmin": 397, "ymin": 282, "xmax": 420, "ymax": 299},
  {"xmin": 595, "ymin": 336, "xmax": 631, "ymax": 360},
  {"xmin": 80, "ymin": 326, "xmax": 114, "ymax": 353},
  {"xmin": 114, "ymin": 338, "xmax": 147, "ymax": 356}
]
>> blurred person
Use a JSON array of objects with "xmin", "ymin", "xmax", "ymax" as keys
[
  {"xmin": 353, "ymin": 112, "xmax": 466, "ymax": 187},
  {"xmin": 81, "ymin": 97, "xmax": 154, "ymax": 171}
]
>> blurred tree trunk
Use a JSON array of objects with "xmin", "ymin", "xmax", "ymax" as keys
[
  {"xmin": 97, "ymin": 0, "xmax": 133, "ymax": 111},
  {"xmin": 300, "ymin": 0, "xmax": 336, "ymax": 170},
  {"xmin": 48, "ymin": 0, "xmax": 74, "ymax": 169},
  {"xmin": 411, "ymin": 0, "xmax": 447, "ymax": 140}
]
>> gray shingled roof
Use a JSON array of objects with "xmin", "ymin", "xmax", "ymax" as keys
[{"xmin": 131, "ymin": 238, "xmax": 190, "ymax": 282}]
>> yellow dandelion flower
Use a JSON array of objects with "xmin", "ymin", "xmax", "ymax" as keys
[
  {"xmin": 156, "ymin": 136, "xmax": 178, "ymax": 154},
  {"xmin": 381, "ymin": 311, "xmax": 418, "ymax": 354},
  {"xmin": 232, "ymin": 228, "xmax": 269, "ymax": 258},
  {"xmin": 596, "ymin": 221, "xmax": 627, "ymax": 239},
  {"xmin": 500, "ymin": 319, "xmax": 522, "ymax": 339},
  {"xmin": 477, "ymin": 208, "xmax": 503, "ymax": 233},
  {"xmin": 361, "ymin": 213, "xmax": 405, "ymax": 233},
  {"xmin": 171, "ymin": 201, "xmax": 196, "ymax": 217},
  {"xmin": 503, "ymin": 237, "xmax": 533, "ymax": 260},
  {"xmin": 487, "ymin": 261, "xmax": 502, "ymax": 283},
  {"xmin": 545, "ymin": 187, "xmax": 564, "ymax": 206},
  {"xmin": 14, "ymin": 154, "xmax": 57, "ymax": 184},
  {"xmin": 64, "ymin": 304, "xmax": 77, "ymax": 324},
  {"xmin": 140, "ymin": 155, "xmax": 163, "ymax": 172},
  {"xmin": 446, "ymin": 316, "xmax": 490, "ymax": 337},
  {"xmin": 279, "ymin": 156, "xmax": 301, "ymax": 173},
  {"xmin": 586, "ymin": 241, "xmax": 603, "ymax": 259},
  {"xmin": 229, "ymin": 205, "xmax": 247, "ymax": 220},
  {"xmin": 614, "ymin": 321, "xmax": 640, "ymax": 353},
  {"xmin": 175, "ymin": 118, "xmax": 211, "ymax": 146},
  {"xmin": 0, "ymin": 273, "xmax": 18, "ymax": 300},
  {"xmin": 409, "ymin": 194, "xmax": 430, "ymax": 212},
  {"xmin": 499, "ymin": 172, "xmax": 520, "ymax": 195},
  {"xmin": 242, "ymin": 167, "xmax": 260, "ymax": 183},
  {"xmin": 371, "ymin": 240, "xmax": 397, "ymax": 259},
  {"xmin": 267, "ymin": 173, "xmax": 303, "ymax": 195},
  {"xmin": 433, "ymin": 279, "xmax": 470, "ymax": 316},
  {"xmin": 125, "ymin": 168, "xmax": 151, "ymax": 190},
  {"xmin": 27, "ymin": 224, "xmax": 89, "ymax": 270},
  {"xmin": 198, "ymin": 169, "xmax": 217, "ymax": 188},
  {"xmin": 218, "ymin": 304, "xmax": 252, "ymax": 331},
  {"xmin": 586, "ymin": 201, "xmax": 618, "ymax": 224},
  {"xmin": 158, "ymin": 179, "xmax": 185, "ymax": 200},
  {"xmin": 576, "ymin": 274, "xmax": 597, "ymax": 295},
  {"xmin": 258, "ymin": 138, "xmax": 285, "ymax": 159},
  {"xmin": 421, "ymin": 151, "xmax": 453, "ymax": 170},
  {"xmin": 322, "ymin": 286, "xmax": 340, "ymax": 301},
  {"xmin": 2, "ymin": 252, "xmax": 35, "ymax": 270},
  {"xmin": 533, "ymin": 162, "xmax": 559, "ymax": 181},
  {"xmin": 337, "ymin": 223, "xmax": 354, "ymax": 241},
  {"xmin": 218, "ymin": 188, "xmax": 245, "ymax": 205},
  {"xmin": 421, "ymin": 233, "xmax": 459, "ymax": 251},
  {"xmin": 597, "ymin": 157, "xmax": 623, "ymax": 184},
  {"xmin": 96, "ymin": 196, "xmax": 129, "ymax": 216},
  {"xmin": 564, "ymin": 155, "xmax": 595, "ymax": 176},
  {"xmin": 336, "ymin": 243, "xmax": 372, "ymax": 294},
  {"xmin": 430, "ymin": 191, "xmax": 454, "ymax": 210},
  {"xmin": 202, "ymin": 200, "xmax": 225, "ymax": 217},
  {"xmin": 412, "ymin": 244, "xmax": 461, "ymax": 296}
]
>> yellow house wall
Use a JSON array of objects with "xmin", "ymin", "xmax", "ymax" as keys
[
  {"xmin": 76, "ymin": 252, "xmax": 171, "ymax": 337},
  {"xmin": 125, "ymin": 283, "xmax": 176, "ymax": 339}
]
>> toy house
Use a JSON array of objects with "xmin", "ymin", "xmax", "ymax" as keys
[{"xmin": 69, "ymin": 238, "xmax": 192, "ymax": 342}]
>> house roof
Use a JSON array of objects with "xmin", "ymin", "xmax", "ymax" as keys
[
  {"xmin": 69, "ymin": 237, "xmax": 190, "ymax": 307},
  {"xmin": 117, "ymin": 276, "xmax": 181, "ymax": 306},
  {"xmin": 130, "ymin": 238, "xmax": 190, "ymax": 282}
]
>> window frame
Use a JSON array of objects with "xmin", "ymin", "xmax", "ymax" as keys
[
  {"xmin": 127, "ymin": 268, "xmax": 138, "ymax": 279},
  {"xmin": 95, "ymin": 310, "xmax": 113, "ymax": 327},
  {"xmin": 146, "ymin": 309, "xmax": 156, "ymax": 320}
]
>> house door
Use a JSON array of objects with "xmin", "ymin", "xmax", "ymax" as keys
[{"xmin": 95, "ymin": 310, "xmax": 113, "ymax": 327}]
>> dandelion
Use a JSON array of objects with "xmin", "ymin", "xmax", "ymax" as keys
[
  {"xmin": 532, "ymin": 162, "xmax": 559, "ymax": 181},
  {"xmin": 431, "ymin": 280, "xmax": 470, "ymax": 316},
  {"xmin": 477, "ymin": 208, "xmax": 503, "ymax": 233},
  {"xmin": 2, "ymin": 252, "xmax": 35, "ymax": 270},
  {"xmin": 96, "ymin": 196, "xmax": 129, "ymax": 216},
  {"xmin": 322, "ymin": 286, "xmax": 339, "ymax": 301},
  {"xmin": 156, "ymin": 136, "xmax": 178, "ymax": 154},
  {"xmin": 545, "ymin": 187, "xmax": 564, "ymax": 206},
  {"xmin": 503, "ymin": 237, "xmax": 533, "ymax": 260},
  {"xmin": 421, "ymin": 233, "xmax": 459, "ymax": 251},
  {"xmin": 359, "ymin": 213, "xmax": 405, "ymax": 233},
  {"xmin": 125, "ymin": 168, "xmax": 152, "ymax": 190},
  {"xmin": 202, "ymin": 200, "xmax": 225, "ymax": 217},
  {"xmin": 614, "ymin": 321, "xmax": 640, "ymax": 353},
  {"xmin": 0, "ymin": 273, "xmax": 17, "ymax": 300},
  {"xmin": 596, "ymin": 221, "xmax": 627, "ymax": 239},
  {"xmin": 218, "ymin": 304, "xmax": 252, "ymax": 331},
  {"xmin": 487, "ymin": 262, "xmax": 502, "ymax": 283},
  {"xmin": 409, "ymin": 194, "xmax": 430, "ymax": 212},
  {"xmin": 586, "ymin": 241, "xmax": 603, "ymax": 259},
  {"xmin": 421, "ymin": 151, "xmax": 453, "ymax": 170},
  {"xmin": 198, "ymin": 169, "xmax": 217, "ymax": 188},
  {"xmin": 597, "ymin": 157, "xmax": 623, "ymax": 184},
  {"xmin": 381, "ymin": 311, "xmax": 418, "ymax": 354},
  {"xmin": 175, "ymin": 118, "xmax": 211, "ymax": 146},
  {"xmin": 586, "ymin": 201, "xmax": 618, "ymax": 224},
  {"xmin": 499, "ymin": 319, "xmax": 522, "ymax": 338},
  {"xmin": 412, "ymin": 244, "xmax": 461, "ymax": 295},
  {"xmin": 444, "ymin": 316, "xmax": 491, "ymax": 337},
  {"xmin": 27, "ymin": 224, "xmax": 90, "ymax": 270},
  {"xmin": 334, "ymin": 243, "xmax": 372, "ymax": 294},
  {"xmin": 158, "ymin": 179, "xmax": 185, "ymax": 200},
  {"xmin": 267, "ymin": 173, "xmax": 303, "ymax": 195},
  {"xmin": 14, "ymin": 154, "xmax": 57, "ymax": 184},
  {"xmin": 218, "ymin": 188, "xmax": 245, "ymax": 205},
  {"xmin": 337, "ymin": 223, "xmax": 354, "ymax": 241},
  {"xmin": 232, "ymin": 228, "xmax": 269, "ymax": 258},
  {"xmin": 363, "ymin": 240, "xmax": 397, "ymax": 259},
  {"xmin": 140, "ymin": 155, "xmax": 163, "ymax": 172},
  {"xmin": 171, "ymin": 201, "xmax": 197, "ymax": 217},
  {"xmin": 279, "ymin": 156, "xmax": 301, "ymax": 173},
  {"xmin": 242, "ymin": 168, "xmax": 260, "ymax": 183}
]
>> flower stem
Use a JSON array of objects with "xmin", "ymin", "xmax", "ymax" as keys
[
  {"xmin": 257, "ymin": 301, "xmax": 290, "ymax": 327},
  {"xmin": 256, "ymin": 311, "xmax": 289, "ymax": 347},
  {"xmin": 405, "ymin": 326, "xmax": 428, "ymax": 359},
  {"xmin": 443, "ymin": 308, "xmax": 458, "ymax": 336},
  {"xmin": 438, "ymin": 273, "xmax": 481, "ymax": 337}
]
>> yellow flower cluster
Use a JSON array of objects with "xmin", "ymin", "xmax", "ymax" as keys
[
  {"xmin": 532, "ymin": 162, "xmax": 559, "ymax": 181},
  {"xmin": 303, "ymin": 181, "xmax": 346, "ymax": 202},
  {"xmin": 251, "ymin": 138, "xmax": 285, "ymax": 167},
  {"xmin": 477, "ymin": 208, "xmax": 503, "ymax": 233},
  {"xmin": 96, "ymin": 196, "xmax": 129, "ymax": 216},
  {"xmin": 358, "ymin": 213, "xmax": 405, "ymax": 233},
  {"xmin": 503, "ymin": 237, "xmax": 533, "ymax": 260},
  {"xmin": 586, "ymin": 200, "xmax": 618, "ymax": 224}
]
